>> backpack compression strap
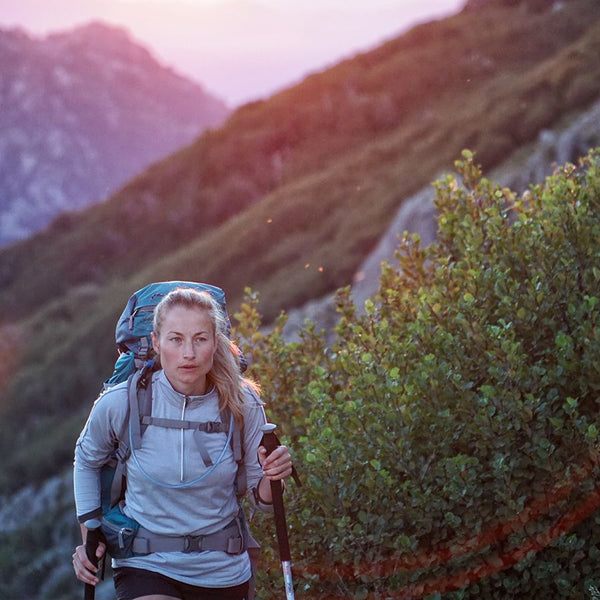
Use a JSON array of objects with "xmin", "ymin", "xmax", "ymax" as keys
[{"xmin": 231, "ymin": 418, "xmax": 246, "ymax": 497}]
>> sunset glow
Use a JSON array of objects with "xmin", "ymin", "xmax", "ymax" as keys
[{"xmin": 0, "ymin": 0, "xmax": 465, "ymax": 105}]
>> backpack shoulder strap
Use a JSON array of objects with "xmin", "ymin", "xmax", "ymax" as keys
[
  {"xmin": 128, "ymin": 363, "xmax": 154, "ymax": 450},
  {"xmin": 103, "ymin": 376, "xmax": 139, "ymax": 510},
  {"xmin": 107, "ymin": 438, "xmax": 129, "ymax": 509},
  {"xmin": 106, "ymin": 363, "xmax": 152, "ymax": 509}
]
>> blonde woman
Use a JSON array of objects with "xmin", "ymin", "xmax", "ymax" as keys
[{"xmin": 73, "ymin": 288, "xmax": 293, "ymax": 600}]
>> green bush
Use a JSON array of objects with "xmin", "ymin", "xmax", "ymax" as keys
[{"xmin": 236, "ymin": 149, "xmax": 600, "ymax": 599}]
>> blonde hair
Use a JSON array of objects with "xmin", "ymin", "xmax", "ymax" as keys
[{"xmin": 153, "ymin": 287, "xmax": 258, "ymax": 424}]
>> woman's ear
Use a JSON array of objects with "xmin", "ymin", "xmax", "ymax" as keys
[{"xmin": 151, "ymin": 331, "xmax": 160, "ymax": 354}]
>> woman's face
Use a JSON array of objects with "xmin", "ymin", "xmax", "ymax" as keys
[{"xmin": 151, "ymin": 305, "xmax": 217, "ymax": 396}]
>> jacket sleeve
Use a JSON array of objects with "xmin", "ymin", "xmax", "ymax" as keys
[
  {"xmin": 241, "ymin": 384, "xmax": 275, "ymax": 513},
  {"xmin": 73, "ymin": 384, "xmax": 129, "ymax": 522}
]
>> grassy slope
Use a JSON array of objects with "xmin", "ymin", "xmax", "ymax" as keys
[
  {"xmin": 1, "ymin": 0, "xmax": 600, "ymax": 493},
  {"xmin": 0, "ymin": 1, "xmax": 598, "ymax": 320}
]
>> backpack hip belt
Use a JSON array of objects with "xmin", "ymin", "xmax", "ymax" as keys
[{"xmin": 132, "ymin": 515, "xmax": 246, "ymax": 555}]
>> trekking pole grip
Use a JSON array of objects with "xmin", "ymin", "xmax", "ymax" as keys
[
  {"xmin": 261, "ymin": 423, "xmax": 291, "ymax": 562},
  {"xmin": 83, "ymin": 519, "xmax": 102, "ymax": 600}
]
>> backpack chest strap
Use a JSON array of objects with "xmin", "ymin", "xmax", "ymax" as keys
[
  {"xmin": 138, "ymin": 416, "xmax": 229, "ymax": 468},
  {"xmin": 140, "ymin": 416, "xmax": 229, "ymax": 433}
]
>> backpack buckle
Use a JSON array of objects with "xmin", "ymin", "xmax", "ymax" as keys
[
  {"xmin": 226, "ymin": 534, "xmax": 244, "ymax": 555},
  {"xmin": 114, "ymin": 443, "xmax": 130, "ymax": 463},
  {"xmin": 182, "ymin": 535, "xmax": 202, "ymax": 553},
  {"xmin": 204, "ymin": 421, "xmax": 222, "ymax": 433}
]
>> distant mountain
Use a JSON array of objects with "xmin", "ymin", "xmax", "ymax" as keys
[{"xmin": 0, "ymin": 22, "xmax": 229, "ymax": 246}]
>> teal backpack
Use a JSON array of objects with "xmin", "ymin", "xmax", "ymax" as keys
[{"xmin": 97, "ymin": 281, "xmax": 252, "ymax": 560}]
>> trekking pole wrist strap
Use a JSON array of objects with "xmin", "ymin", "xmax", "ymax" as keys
[{"xmin": 254, "ymin": 483, "xmax": 273, "ymax": 507}]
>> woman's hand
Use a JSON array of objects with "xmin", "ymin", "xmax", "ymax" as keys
[
  {"xmin": 257, "ymin": 446, "xmax": 292, "ymax": 504},
  {"xmin": 257, "ymin": 444, "xmax": 293, "ymax": 504},
  {"xmin": 72, "ymin": 540, "xmax": 106, "ymax": 586},
  {"xmin": 258, "ymin": 444, "xmax": 293, "ymax": 481}
]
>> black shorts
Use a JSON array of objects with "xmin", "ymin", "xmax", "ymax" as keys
[{"xmin": 114, "ymin": 567, "xmax": 250, "ymax": 600}]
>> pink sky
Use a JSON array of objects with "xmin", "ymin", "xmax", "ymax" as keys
[{"xmin": 0, "ymin": 0, "xmax": 465, "ymax": 106}]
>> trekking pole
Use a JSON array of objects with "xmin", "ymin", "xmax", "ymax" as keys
[
  {"xmin": 83, "ymin": 519, "xmax": 102, "ymax": 600},
  {"xmin": 261, "ymin": 423, "xmax": 296, "ymax": 600}
]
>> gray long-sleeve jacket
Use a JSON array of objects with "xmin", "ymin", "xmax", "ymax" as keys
[{"xmin": 74, "ymin": 369, "xmax": 270, "ymax": 588}]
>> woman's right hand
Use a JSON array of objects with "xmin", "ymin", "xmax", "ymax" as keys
[{"xmin": 72, "ymin": 540, "xmax": 106, "ymax": 585}]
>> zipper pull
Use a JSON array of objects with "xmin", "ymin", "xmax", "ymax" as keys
[{"xmin": 119, "ymin": 527, "xmax": 134, "ymax": 550}]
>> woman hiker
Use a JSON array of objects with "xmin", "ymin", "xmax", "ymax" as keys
[{"xmin": 72, "ymin": 287, "xmax": 294, "ymax": 600}]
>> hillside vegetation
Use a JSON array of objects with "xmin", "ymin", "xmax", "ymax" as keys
[
  {"xmin": 5, "ymin": 147, "xmax": 599, "ymax": 599},
  {"xmin": 241, "ymin": 148, "xmax": 600, "ymax": 599}
]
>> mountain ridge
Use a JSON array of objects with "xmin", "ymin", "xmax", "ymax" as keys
[
  {"xmin": 0, "ymin": 21, "xmax": 229, "ymax": 246},
  {"xmin": 1, "ymin": 0, "xmax": 598, "ymax": 321}
]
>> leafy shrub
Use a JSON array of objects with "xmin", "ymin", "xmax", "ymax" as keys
[{"xmin": 236, "ymin": 149, "xmax": 600, "ymax": 599}]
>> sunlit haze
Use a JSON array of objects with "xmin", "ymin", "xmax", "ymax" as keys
[{"xmin": 0, "ymin": 0, "xmax": 465, "ymax": 106}]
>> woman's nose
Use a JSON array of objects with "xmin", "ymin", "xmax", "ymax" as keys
[{"xmin": 182, "ymin": 340, "xmax": 195, "ymax": 357}]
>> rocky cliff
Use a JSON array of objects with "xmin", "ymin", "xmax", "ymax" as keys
[{"xmin": 282, "ymin": 98, "xmax": 600, "ymax": 341}]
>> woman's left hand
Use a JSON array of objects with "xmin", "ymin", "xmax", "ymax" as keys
[{"xmin": 258, "ymin": 444, "xmax": 293, "ymax": 481}]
